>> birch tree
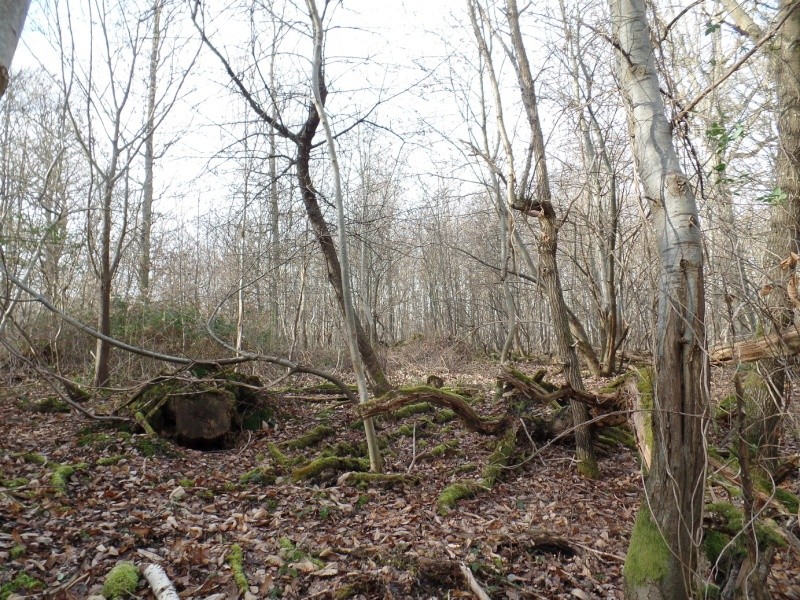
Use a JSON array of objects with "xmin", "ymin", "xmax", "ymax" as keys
[
  {"xmin": 0, "ymin": 0, "xmax": 31, "ymax": 99},
  {"xmin": 609, "ymin": 0, "xmax": 708, "ymax": 598}
]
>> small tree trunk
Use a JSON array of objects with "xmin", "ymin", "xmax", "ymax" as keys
[
  {"xmin": 504, "ymin": 0, "xmax": 599, "ymax": 477},
  {"xmin": 305, "ymin": 0, "xmax": 382, "ymax": 472},
  {"xmin": 140, "ymin": 0, "xmax": 162, "ymax": 302}
]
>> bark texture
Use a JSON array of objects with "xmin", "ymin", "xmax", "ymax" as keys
[{"xmin": 609, "ymin": 0, "xmax": 708, "ymax": 598}]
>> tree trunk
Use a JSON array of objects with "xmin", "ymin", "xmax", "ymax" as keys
[
  {"xmin": 719, "ymin": 0, "xmax": 800, "ymax": 471},
  {"xmin": 609, "ymin": 1, "xmax": 708, "ymax": 598},
  {"xmin": 94, "ymin": 174, "xmax": 116, "ymax": 388},
  {"xmin": 140, "ymin": 0, "xmax": 161, "ymax": 302},
  {"xmin": 0, "ymin": 0, "xmax": 31, "ymax": 98},
  {"xmin": 760, "ymin": 0, "xmax": 800, "ymax": 468},
  {"xmin": 504, "ymin": 0, "xmax": 599, "ymax": 478},
  {"xmin": 295, "ymin": 109, "xmax": 390, "ymax": 396}
]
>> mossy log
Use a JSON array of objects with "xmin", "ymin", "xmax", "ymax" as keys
[
  {"xmin": 360, "ymin": 386, "xmax": 512, "ymax": 436},
  {"xmin": 623, "ymin": 368, "xmax": 654, "ymax": 470},
  {"xmin": 284, "ymin": 424, "xmax": 335, "ymax": 449},
  {"xmin": 291, "ymin": 456, "xmax": 370, "ymax": 482},
  {"xmin": 336, "ymin": 472, "xmax": 420, "ymax": 487}
]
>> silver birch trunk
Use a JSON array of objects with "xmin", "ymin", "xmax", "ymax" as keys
[
  {"xmin": 0, "ymin": 0, "xmax": 31, "ymax": 98},
  {"xmin": 609, "ymin": 0, "xmax": 708, "ymax": 598}
]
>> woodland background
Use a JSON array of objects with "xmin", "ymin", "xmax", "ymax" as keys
[{"xmin": 1, "ymin": 0, "xmax": 799, "ymax": 599}]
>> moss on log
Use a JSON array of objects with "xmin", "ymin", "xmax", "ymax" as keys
[
  {"xmin": 284, "ymin": 424, "xmax": 335, "ymax": 450},
  {"xmin": 291, "ymin": 456, "xmax": 370, "ymax": 483}
]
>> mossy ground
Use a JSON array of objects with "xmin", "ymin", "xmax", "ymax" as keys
[
  {"xmin": 227, "ymin": 544, "xmax": 248, "ymax": 594},
  {"xmin": 0, "ymin": 573, "xmax": 43, "ymax": 600},
  {"xmin": 102, "ymin": 562, "xmax": 139, "ymax": 599}
]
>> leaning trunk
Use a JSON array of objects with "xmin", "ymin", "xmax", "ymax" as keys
[{"xmin": 610, "ymin": 1, "xmax": 708, "ymax": 598}]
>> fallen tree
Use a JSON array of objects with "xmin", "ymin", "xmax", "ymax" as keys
[{"xmin": 710, "ymin": 328, "xmax": 800, "ymax": 364}]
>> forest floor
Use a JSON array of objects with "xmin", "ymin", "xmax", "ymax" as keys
[{"xmin": 1, "ymin": 356, "xmax": 800, "ymax": 599}]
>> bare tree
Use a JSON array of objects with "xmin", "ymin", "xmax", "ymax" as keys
[{"xmin": 190, "ymin": 1, "xmax": 391, "ymax": 396}]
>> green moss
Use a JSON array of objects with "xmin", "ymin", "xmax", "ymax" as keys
[
  {"xmin": 398, "ymin": 424, "xmax": 414, "ymax": 437},
  {"xmin": 598, "ymin": 371, "xmax": 634, "ymax": 394},
  {"xmin": 323, "ymin": 441, "xmax": 364, "ymax": 458},
  {"xmin": 754, "ymin": 477, "xmax": 800, "ymax": 513},
  {"xmin": 97, "ymin": 455, "xmax": 126, "ymax": 466},
  {"xmin": 9, "ymin": 545, "xmax": 25, "ymax": 560},
  {"xmin": 433, "ymin": 409, "xmax": 456, "ymax": 424},
  {"xmin": 340, "ymin": 473, "xmax": 419, "ymax": 487},
  {"xmin": 78, "ymin": 432, "xmax": 113, "ymax": 448},
  {"xmin": 267, "ymin": 442, "xmax": 292, "ymax": 466},
  {"xmin": 334, "ymin": 584, "xmax": 357, "ymax": 599},
  {"xmin": 0, "ymin": 573, "xmax": 44, "ymax": 600},
  {"xmin": 623, "ymin": 505, "xmax": 671, "ymax": 587},
  {"xmin": 481, "ymin": 426, "xmax": 516, "ymax": 487},
  {"xmin": 702, "ymin": 530, "xmax": 731, "ymax": 564},
  {"xmin": 51, "ymin": 463, "xmax": 88, "ymax": 493},
  {"xmin": 239, "ymin": 466, "xmax": 276, "ymax": 485},
  {"xmin": 22, "ymin": 452, "xmax": 47, "ymax": 465},
  {"xmin": 227, "ymin": 544, "xmax": 248, "ymax": 594},
  {"xmin": 597, "ymin": 426, "xmax": 637, "ymax": 449},
  {"xmin": 179, "ymin": 478, "xmax": 195, "ymax": 488},
  {"xmin": 700, "ymin": 583, "xmax": 721, "ymax": 600},
  {"xmin": 134, "ymin": 437, "xmax": 156, "ymax": 456},
  {"xmin": 429, "ymin": 441, "xmax": 459, "ymax": 459},
  {"xmin": 291, "ymin": 456, "xmax": 369, "ymax": 482},
  {"xmin": 706, "ymin": 502, "xmax": 743, "ymax": 531},
  {"xmin": 285, "ymin": 425, "xmax": 336, "ymax": 450},
  {"xmin": 102, "ymin": 561, "xmax": 140, "ymax": 599},
  {"xmin": 31, "ymin": 397, "xmax": 70, "ymax": 413},
  {"xmin": 133, "ymin": 436, "xmax": 175, "ymax": 457},
  {"xmin": 391, "ymin": 402, "xmax": 433, "ymax": 419},
  {"xmin": 2, "ymin": 477, "xmax": 28, "ymax": 488},
  {"xmin": 437, "ymin": 481, "xmax": 482, "ymax": 514},
  {"xmin": 453, "ymin": 463, "xmax": 478, "ymax": 475}
]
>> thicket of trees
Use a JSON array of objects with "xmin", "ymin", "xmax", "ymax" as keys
[{"xmin": 2, "ymin": 0, "xmax": 798, "ymax": 598}]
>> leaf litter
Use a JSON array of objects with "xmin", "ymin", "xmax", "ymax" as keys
[{"xmin": 1, "ymin": 370, "xmax": 799, "ymax": 599}]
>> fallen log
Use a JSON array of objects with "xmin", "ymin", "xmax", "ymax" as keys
[
  {"xmin": 497, "ymin": 367, "xmax": 628, "ymax": 428},
  {"xmin": 360, "ymin": 386, "xmax": 512, "ymax": 435},
  {"xmin": 710, "ymin": 329, "xmax": 800, "ymax": 364}
]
